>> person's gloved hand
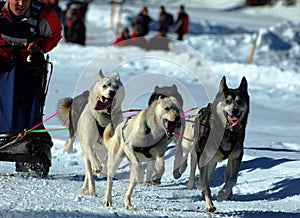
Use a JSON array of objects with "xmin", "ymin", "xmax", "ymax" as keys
[{"xmin": 25, "ymin": 41, "xmax": 43, "ymax": 54}]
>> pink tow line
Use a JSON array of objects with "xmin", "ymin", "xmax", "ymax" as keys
[{"xmin": 29, "ymin": 112, "xmax": 59, "ymax": 132}]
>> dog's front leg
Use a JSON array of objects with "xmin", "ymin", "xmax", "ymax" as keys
[
  {"xmin": 145, "ymin": 161, "xmax": 155, "ymax": 186},
  {"xmin": 104, "ymin": 149, "xmax": 124, "ymax": 207},
  {"xmin": 197, "ymin": 161, "xmax": 217, "ymax": 213},
  {"xmin": 172, "ymin": 132, "xmax": 183, "ymax": 179},
  {"xmin": 217, "ymin": 155, "xmax": 242, "ymax": 202},
  {"xmin": 104, "ymin": 176, "xmax": 113, "ymax": 207},
  {"xmin": 151, "ymin": 156, "xmax": 164, "ymax": 185},
  {"xmin": 186, "ymin": 148, "xmax": 197, "ymax": 190},
  {"xmin": 175, "ymin": 123, "xmax": 195, "ymax": 179},
  {"xmin": 124, "ymin": 162, "xmax": 143, "ymax": 210},
  {"xmin": 64, "ymin": 136, "xmax": 75, "ymax": 154},
  {"xmin": 124, "ymin": 181, "xmax": 137, "ymax": 210},
  {"xmin": 81, "ymin": 155, "xmax": 96, "ymax": 196}
]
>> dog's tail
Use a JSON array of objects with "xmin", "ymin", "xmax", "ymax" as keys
[{"xmin": 57, "ymin": 97, "xmax": 73, "ymax": 127}]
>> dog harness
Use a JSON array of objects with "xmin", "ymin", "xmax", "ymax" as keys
[
  {"xmin": 121, "ymin": 117, "xmax": 168, "ymax": 159},
  {"xmin": 196, "ymin": 103, "xmax": 240, "ymax": 160},
  {"xmin": 219, "ymin": 143, "xmax": 237, "ymax": 160}
]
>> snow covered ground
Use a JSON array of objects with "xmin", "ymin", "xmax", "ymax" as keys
[{"xmin": 0, "ymin": 0, "xmax": 300, "ymax": 217}]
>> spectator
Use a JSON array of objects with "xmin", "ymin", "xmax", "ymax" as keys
[
  {"xmin": 129, "ymin": 25, "xmax": 147, "ymax": 49},
  {"xmin": 173, "ymin": 5, "xmax": 189, "ymax": 41},
  {"xmin": 132, "ymin": 6, "xmax": 152, "ymax": 36},
  {"xmin": 63, "ymin": 0, "xmax": 89, "ymax": 45},
  {"xmin": 64, "ymin": 5, "xmax": 86, "ymax": 45},
  {"xmin": 113, "ymin": 27, "xmax": 131, "ymax": 46},
  {"xmin": 157, "ymin": 5, "xmax": 173, "ymax": 37}
]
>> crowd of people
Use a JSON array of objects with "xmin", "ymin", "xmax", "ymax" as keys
[{"xmin": 113, "ymin": 4, "xmax": 189, "ymax": 46}]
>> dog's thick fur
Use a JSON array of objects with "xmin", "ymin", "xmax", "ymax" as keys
[
  {"xmin": 103, "ymin": 96, "xmax": 181, "ymax": 210},
  {"xmin": 145, "ymin": 84, "xmax": 185, "ymax": 185},
  {"xmin": 179, "ymin": 76, "xmax": 249, "ymax": 213},
  {"xmin": 57, "ymin": 70, "xmax": 124, "ymax": 196}
]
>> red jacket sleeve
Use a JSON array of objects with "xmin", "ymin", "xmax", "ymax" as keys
[
  {"xmin": 38, "ymin": 6, "xmax": 62, "ymax": 53},
  {"xmin": 183, "ymin": 16, "xmax": 189, "ymax": 35}
]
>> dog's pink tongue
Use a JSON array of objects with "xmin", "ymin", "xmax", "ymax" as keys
[
  {"xmin": 94, "ymin": 100, "xmax": 106, "ymax": 110},
  {"xmin": 228, "ymin": 116, "xmax": 239, "ymax": 127}
]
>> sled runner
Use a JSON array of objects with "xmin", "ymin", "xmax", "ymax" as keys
[{"xmin": 0, "ymin": 45, "xmax": 53, "ymax": 178}]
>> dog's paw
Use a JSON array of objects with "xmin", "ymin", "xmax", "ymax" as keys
[
  {"xmin": 125, "ymin": 205, "xmax": 136, "ymax": 210},
  {"xmin": 144, "ymin": 179, "xmax": 161, "ymax": 187},
  {"xmin": 90, "ymin": 192, "xmax": 98, "ymax": 197},
  {"xmin": 217, "ymin": 189, "xmax": 231, "ymax": 202},
  {"xmin": 103, "ymin": 197, "xmax": 112, "ymax": 207},
  {"xmin": 144, "ymin": 181, "xmax": 152, "ymax": 187},
  {"xmin": 185, "ymin": 180, "xmax": 195, "ymax": 190},
  {"xmin": 96, "ymin": 172, "xmax": 106, "ymax": 178},
  {"xmin": 206, "ymin": 206, "xmax": 216, "ymax": 213},
  {"xmin": 151, "ymin": 178, "xmax": 161, "ymax": 186},
  {"xmin": 173, "ymin": 169, "xmax": 181, "ymax": 179},
  {"xmin": 64, "ymin": 143, "xmax": 73, "ymax": 154}
]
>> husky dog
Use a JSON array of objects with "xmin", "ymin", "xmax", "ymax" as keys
[
  {"xmin": 179, "ymin": 76, "xmax": 249, "ymax": 213},
  {"xmin": 146, "ymin": 84, "xmax": 184, "ymax": 185},
  {"xmin": 103, "ymin": 96, "xmax": 181, "ymax": 210},
  {"xmin": 57, "ymin": 70, "xmax": 124, "ymax": 196}
]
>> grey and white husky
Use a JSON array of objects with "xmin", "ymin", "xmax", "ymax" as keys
[
  {"xmin": 57, "ymin": 70, "xmax": 124, "ymax": 196},
  {"xmin": 179, "ymin": 76, "xmax": 249, "ymax": 213}
]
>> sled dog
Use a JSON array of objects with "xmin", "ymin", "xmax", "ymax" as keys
[
  {"xmin": 57, "ymin": 70, "xmax": 124, "ymax": 196},
  {"xmin": 145, "ymin": 84, "xmax": 185, "ymax": 185},
  {"xmin": 103, "ymin": 96, "xmax": 181, "ymax": 209},
  {"xmin": 180, "ymin": 76, "xmax": 249, "ymax": 213}
]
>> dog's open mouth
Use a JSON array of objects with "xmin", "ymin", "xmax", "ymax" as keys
[
  {"xmin": 163, "ymin": 119, "xmax": 177, "ymax": 137},
  {"xmin": 227, "ymin": 115, "xmax": 242, "ymax": 132},
  {"xmin": 94, "ymin": 96, "xmax": 113, "ymax": 112}
]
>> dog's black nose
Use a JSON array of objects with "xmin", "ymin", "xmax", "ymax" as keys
[
  {"xmin": 109, "ymin": 90, "xmax": 116, "ymax": 97},
  {"xmin": 232, "ymin": 108, "xmax": 239, "ymax": 117}
]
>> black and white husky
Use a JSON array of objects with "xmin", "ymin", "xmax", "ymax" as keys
[{"xmin": 179, "ymin": 76, "xmax": 249, "ymax": 213}]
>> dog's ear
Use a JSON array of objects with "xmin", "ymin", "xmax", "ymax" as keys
[
  {"xmin": 98, "ymin": 69, "xmax": 105, "ymax": 79},
  {"xmin": 219, "ymin": 76, "xmax": 228, "ymax": 92},
  {"xmin": 113, "ymin": 71, "xmax": 120, "ymax": 80},
  {"xmin": 157, "ymin": 95, "xmax": 163, "ymax": 103},
  {"xmin": 171, "ymin": 84, "xmax": 177, "ymax": 91},
  {"xmin": 239, "ymin": 76, "xmax": 248, "ymax": 93},
  {"xmin": 154, "ymin": 85, "xmax": 160, "ymax": 92}
]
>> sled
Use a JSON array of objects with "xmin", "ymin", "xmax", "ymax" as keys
[{"xmin": 0, "ymin": 45, "xmax": 53, "ymax": 178}]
